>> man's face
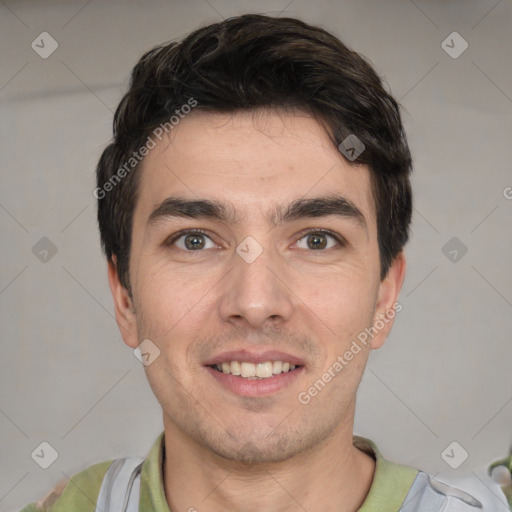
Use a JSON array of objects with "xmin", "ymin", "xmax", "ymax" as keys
[{"xmin": 110, "ymin": 110, "xmax": 404, "ymax": 463}]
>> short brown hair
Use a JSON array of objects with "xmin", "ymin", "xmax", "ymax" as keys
[{"xmin": 96, "ymin": 13, "xmax": 413, "ymax": 291}]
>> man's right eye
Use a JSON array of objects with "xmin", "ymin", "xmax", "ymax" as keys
[{"xmin": 167, "ymin": 230, "xmax": 217, "ymax": 251}]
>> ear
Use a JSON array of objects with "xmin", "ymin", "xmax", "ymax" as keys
[
  {"xmin": 369, "ymin": 251, "xmax": 407, "ymax": 350},
  {"xmin": 107, "ymin": 257, "xmax": 139, "ymax": 349}
]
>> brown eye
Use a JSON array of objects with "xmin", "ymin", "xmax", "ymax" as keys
[
  {"xmin": 169, "ymin": 230, "xmax": 216, "ymax": 250},
  {"xmin": 296, "ymin": 230, "xmax": 343, "ymax": 250},
  {"xmin": 307, "ymin": 233, "xmax": 327, "ymax": 249},
  {"xmin": 183, "ymin": 234, "xmax": 206, "ymax": 250}
]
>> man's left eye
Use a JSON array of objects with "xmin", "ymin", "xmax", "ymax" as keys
[{"xmin": 295, "ymin": 231, "xmax": 342, "ymax": 250}]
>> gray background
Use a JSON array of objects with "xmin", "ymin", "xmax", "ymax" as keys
[{"xmin": 1, "ymin": 0, "xmax": 511, "ymax": 509}]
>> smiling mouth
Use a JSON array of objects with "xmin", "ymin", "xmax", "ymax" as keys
[{"xmin": 209, "ymin": 361, "xmax": 302, "ymax": 379}]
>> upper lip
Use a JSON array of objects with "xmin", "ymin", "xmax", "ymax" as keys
[{"xmin": 204, "ymin": 349, "xmax": 305, "ymax": 367}]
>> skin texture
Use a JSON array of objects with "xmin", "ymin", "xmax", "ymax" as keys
[{"xmin": 108, "ymin": 109, "xmax": 406, "ymax": 511}]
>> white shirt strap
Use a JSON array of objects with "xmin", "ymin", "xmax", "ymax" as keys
[{"xmin": 95, "ymin": 457, "xmax": 144, "ymax": 512}]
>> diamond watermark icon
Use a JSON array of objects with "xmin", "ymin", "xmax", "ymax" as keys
[
  {"xmin": 338, "ymin": 134, "xmax": 365, "ymax": 161},
  {"xmin": 442, "ymin": 236, "xmax": 468, "ymax": 263},
  {"xmin": 236, "ymin": 236, "xmax": 263, "ymax": 264},
  {"xmin": 134, "ymin": 338, "xmax": 161, "ymax": 366},
  {"xmin": 441, "ymin": 32, "xmax": 468, "ymax": 59},
  {"xmin": 441, "ymin": 441, "xmax": 468, "ymax": 469},
  {"xmin": 31, "ymin": 32, "xmax": 59, "ymax": 59},
  {"xmin": 32, "ymin": 236, "xmax": 58, "ymax": 263},
  {"xmin": 31, "ymin": 441, "xmax": 59, "ymax": 469}
]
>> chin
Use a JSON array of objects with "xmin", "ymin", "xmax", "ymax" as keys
[
  {"xmin": 212, "ymin": 439, "xmax": 301, "ymax": 464},
  {"xmin": 200, "ymin": 424, "xmax": 320, "ymax": 465}
]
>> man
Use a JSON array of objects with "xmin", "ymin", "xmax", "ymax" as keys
[{"xmin": 19, "ymin": 13, "xmax": 510, "ymax": 512}]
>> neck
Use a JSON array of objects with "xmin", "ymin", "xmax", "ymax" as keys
[{"xmin": 162, "ymin": 413, "xmax": 375, "ymax": 512}]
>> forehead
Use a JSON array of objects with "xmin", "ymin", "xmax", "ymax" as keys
[{"xmin": 134, "ymin": 110, "xmax": 376, "ymax": 228}]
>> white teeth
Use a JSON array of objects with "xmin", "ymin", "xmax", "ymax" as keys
[
  {"xmin": 241, "ymin": 362, "xmax": 256, "ymax": 378},
  {"xmin": 212, "ymin": 360, "xmax": 299, "ymax": 379},
  {"xmin": 256, "ymin": 362, "xmax": 273, "ymax": 378},
  {"xmin": 272, "ymin": 360, "xmax": 283, "ymax": 374},
  {"xmin": 230, "ymin": 360, "xmax": 241, "ymax": 376}
]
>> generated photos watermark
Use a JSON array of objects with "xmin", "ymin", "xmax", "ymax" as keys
[
  {"xmin": 298, "ymin": 301, "xmax": 403, "ymax": 405},
  {"xmin": 93, "ymin": 97, "xmax": 198, "ymax": 200}
]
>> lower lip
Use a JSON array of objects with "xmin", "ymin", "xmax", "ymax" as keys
[{"xmin": 206, "ymin": 366, "xmax": 304, "ymax": 397}]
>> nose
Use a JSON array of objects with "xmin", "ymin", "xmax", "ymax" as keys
[{"xmin": 218, "ymin": 244, "xmax": 295, "ymax": 330}]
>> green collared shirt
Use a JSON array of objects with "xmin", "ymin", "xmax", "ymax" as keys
[{"xmin": 20, "ymin": 433, "xmax": 421, "ymax": 511}]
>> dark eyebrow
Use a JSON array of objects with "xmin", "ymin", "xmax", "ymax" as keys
[
  {"xmin": 148, "ymin": 197, "xmax": 238, "ymax": 225},
  {"xmin": 147, "ymin": 195, "xmax": 367, "ymax": 232},
  {"xmin": 276, "ymin": 195, "xmax": 367, "ymax": 232}
]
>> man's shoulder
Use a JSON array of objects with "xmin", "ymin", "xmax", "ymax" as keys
[
  {"xmin": 353, "ymin": 434, "xmax": 419, "ymax": 507},
  {"xmin": 400, "ymin": 469, "xmax": 511, "ymax": 511},
  {"xmin": 19, "ymin": 459, "xmax": 113, "ymax": 512},
  {"xmin": 400, "ymin": 471, "xmax": 482, "ymax": 511},
  {"xmin": 354, "ymin": 436, "xmax": 510, "ymax": 511}
]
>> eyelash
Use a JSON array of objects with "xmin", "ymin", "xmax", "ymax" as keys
[
  {"xmin": 297, "ymin": 228, "xmax": 346, "ymax": 249},
  {"xmin": 166, "ymin": 228, "xmax": 346, "ymax": 250}
]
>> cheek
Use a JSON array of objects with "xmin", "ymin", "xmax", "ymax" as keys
[
  {"xmin": 134, "ymin": 260, "xmax": 210, "ymax": 339},
  {"xmin": 133, "ymin": 264, "xmax": 226, "ymax": 382},
  {"xmin": 295, "ymin": 267, "xmax": 376, "ymax": 334}
]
